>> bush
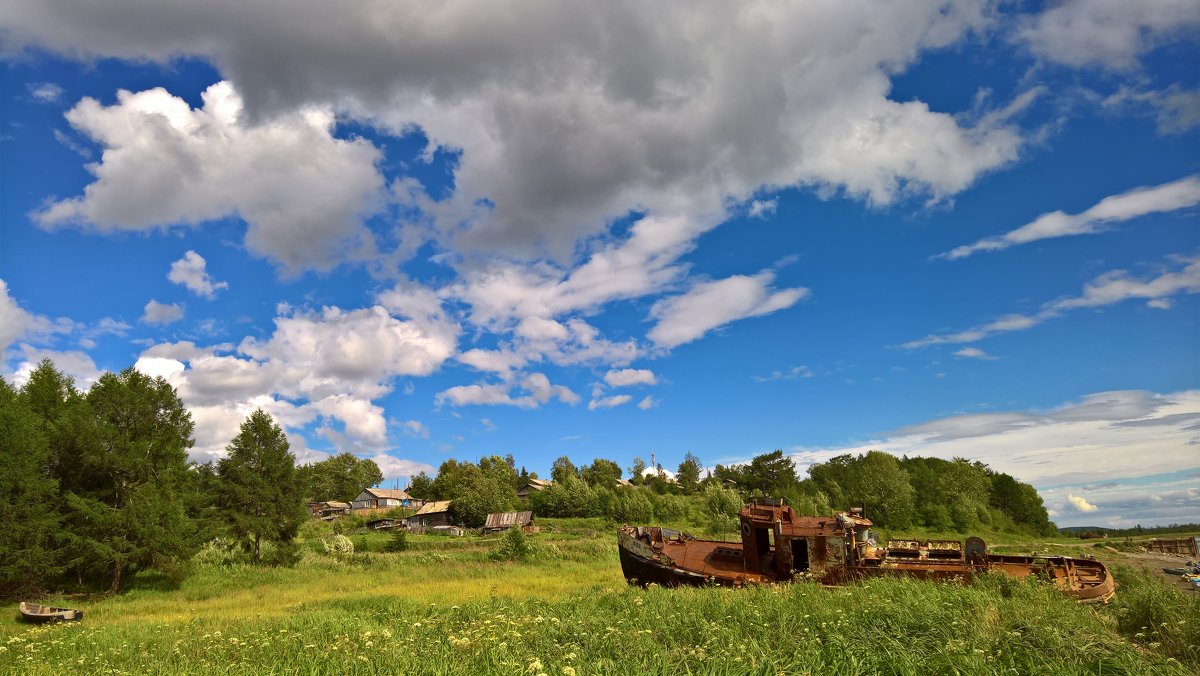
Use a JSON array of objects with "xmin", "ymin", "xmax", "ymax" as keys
[
  {"xmin": 321, "ymin": 534, "xmax": 355, "ymax": 555},
  {"xmin": 489, "ymin": 527, "xmax": 533, "ymax": 562},
  {"xmin": 262, "ymin": 540, "xmax": 302, "ymax": 567},
  {"xmin": 384, "ymin": 530, "xmax": 409, "ymax": 552}
]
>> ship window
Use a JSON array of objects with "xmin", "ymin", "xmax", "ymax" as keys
[{"xmin": 791, "ymin": 538, "xmax": 809, "ymax": 572}]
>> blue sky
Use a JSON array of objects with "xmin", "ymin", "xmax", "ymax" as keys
[{"xmin": 1, "ymin": 1, "xmax": 1197, "ymax": 527}]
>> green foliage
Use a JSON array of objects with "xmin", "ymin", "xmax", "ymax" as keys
[
  {"xmin": 406, "ymin": 471, "xmax": 434, "ymax": 499},
  {"xmin": 611, "ymin": 487, "xmax": 653, "ymax": 523},
  {"xmin": 216, "ymin": 409, "xmax": 306, "ymax": 565},
  {"xmin": 431, "ymin": 458, "xmax": 520, "ymax": 527},
  {"xmin": 713, "ymin": 449, "xmax": 797, "ymax": 494},
  {"xmin": 550, "ymin": 455, "xmax": 580, "ymax": 484},
  {"xmin": 702, "ymin": 484, "xmax": 742, "ymax": 535},
  {"xmin": 489, "ymin": 526, "xmax": 533, "ymax": 562},
  {"xmin": 321, "ymin": 534, "xmax": 355, "ymax": 555},
  {"xmin": 626, "ymin": 456, "xmax": 647, "ymax": 485},
  {"xmin": 676, "ymin": 451, "xmax": 702, "ymax": 495},
  {"xmin": 68, "ymin": 367, "xmax": 197, "ymax": 591},
  {"xmin": 807, "ymin": 450, "xmax": 1055, "ymax": 534},
  {"xmin": 0, "ymin": 376, "xmax": 64, "ymax": 597},
  {"xmin": 384, "ymin": 529, "xmax": 409, "ymax": 552},
  {"xmin": 1110, "ymin": 566, "xmax": 1200, "ymax": 669},
  {"xmin": 296, "ymin": 452, "xmax": 383, "ymax": 503},
  {"xmin": 580, "ymin": 458, "xmax": 622, "ymax": 488},
  {"xmin": 529, "ymin": 477, "xmax": 596, "ymax": 518}
]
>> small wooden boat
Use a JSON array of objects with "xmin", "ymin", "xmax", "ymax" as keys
[
  {"xmin": 19, "ymin": 602, "xmax": 83, "ymax": 623},
  {"xmin": 619, "ymin": 498, "xmax": 1116, "ymax": 603}
]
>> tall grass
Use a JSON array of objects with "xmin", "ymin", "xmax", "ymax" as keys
[{"xmin": 1, "ymin": 524, "xmax": 1193, "ymax": 674}]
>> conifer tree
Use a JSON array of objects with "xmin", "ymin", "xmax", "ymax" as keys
[
  {"xmin": 0, "ymin": 377, "xmax": 64, "ymax": 596},
  {"xmin": 69, "ymin": 368, "xmax": 196, "ymax": 591},
  {"xmin": 216, "ymin": 410, "xmax": 305, "ymax": 564}
]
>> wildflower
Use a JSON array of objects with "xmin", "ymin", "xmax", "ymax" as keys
[
  {"xmin": 527, "ymin": 658, "xmax": 544, "ymax": 673},
  {"xmin": 563, "ymin": 668, "xmax": 576, "ymax": 676}
]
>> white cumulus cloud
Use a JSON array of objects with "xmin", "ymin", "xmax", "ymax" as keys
[
  {"xmin": 142, "ymin": 300, "xmax": 184, "ymax": 325},
  {"xmin": 34, "ymin": 82, "xmax": 385, "ymax": 273},
  {"xmin": 604, "ymin": 368, "xmax": 657, "ymax": 388},
  {"xmin": 168, "ymin": 250, "xmax": 229, "ymax": 298},
  {"xmin": 1066, "ymin": 494, "xmax": 1099, "ymax": 513},
  {"xmin": 1017, "ymin": 0, "xmax": 1200, "ymax": 70}
]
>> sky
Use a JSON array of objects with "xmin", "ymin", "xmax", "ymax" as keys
[{"xmin": 1, "ymin": 1, "xmax": 1197, "ymax": 528}]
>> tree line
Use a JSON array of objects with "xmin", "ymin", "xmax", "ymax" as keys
[
  {"xmin": 0, "ymin": 361, "xmax": 382, "ymax": 598},
  {"xmin": 409, "ymin": 448, "xmax": 1055, "ymax": 537}
]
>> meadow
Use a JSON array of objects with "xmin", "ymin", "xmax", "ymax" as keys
[{"xmin": 2, "ymin": 521, "xmax": 1197, "ymax": 675}]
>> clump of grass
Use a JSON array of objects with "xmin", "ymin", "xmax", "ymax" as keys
[{"xmin": 1110, "ymin": 565, "xmax": 1200, "ymax": 669}]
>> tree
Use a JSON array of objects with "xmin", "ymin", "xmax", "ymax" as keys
[
  {"xmin": 714, "ymin": 450, "xmax": 798, "ymax": 495},
  {"xmin": 69, "ymin": 368, "xmax": 197, "ymax": 591},
  {"xmin": 550, "ymin": 455, "xmax": 579, "ymax": 484},
  {"xmin": 702, "ymin": 484, "xmax": 742, "ymax": 537},
  {"xmin": 627, "ymin": 457, "xmax": 648, "ymax": 486},
  {"xmin": 676, "ymin": 452, "xmax": 703, "ymax": 495},
  {"xmin": 407, "ymin": 471, "xmax": 434, "ymax": 499},
  {"xmin": 581, "ymin": 458, "xmax": 622, "ymax": 488},
  {"xmin": 297, "ymin": 452, "xmax": 383, "ymax": 503},
  {"xmin": 478, "ymin": 454, "xmax": 520, "ymax": 489},
  {"xmin": 0, "ymin": 377, "xmax": 64, "ymax": 596},
  {"xmin": 839, "ymin": 451, "xmax": 914, "ymax": 528},
  {"xmin": 216, "ymin": 410, "xmax": 305, "ymax": 564}
]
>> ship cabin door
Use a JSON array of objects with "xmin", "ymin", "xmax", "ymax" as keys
[
  {"xmin": 741, "ymin": 521, "xmax": 773, "ymax": 573},
  {"xmin": 790, "ymin": 538, "xmax": 809, "ymax": 572}
]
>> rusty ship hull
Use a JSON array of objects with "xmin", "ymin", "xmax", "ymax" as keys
[{"xmin": 618, "ymin": 500, "xmax": 1115, "ymax": 603}]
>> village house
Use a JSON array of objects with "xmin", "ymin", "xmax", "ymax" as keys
[
  {"xmin": 516, "ymin": 478, "xmax": 553, "ymax": 502},
  {"xmin": 408, "ymin": 500, "xmax": 454, "ymax": 529},
  {"xmin": 350, "ymin": 488, "xmax": 424, "ymax": 511},
  {"xmin": 482, "ymin": 511, "xmax": 536, "ymax": 534},
  {"xmin": 307, "ymin": 501, "xmax": 352, "ymax": 519}
]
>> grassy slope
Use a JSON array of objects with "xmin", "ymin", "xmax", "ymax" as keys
[{"xmin": 2, "ymin": 523, "xmax": 1196, "ymax": 675}]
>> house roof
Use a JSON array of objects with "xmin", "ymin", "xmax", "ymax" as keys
[
  {"xmin": 520, "ymin": 479, "xmax": 553, "ymax": 490},
  {"xmin": 411, "ymin": 500, "xmax": 452, "ymax": 516},
  {"xmin": 323, "ymin": 501, "xmax": 352, "ymax": 509},
  {"xmin": 615, "ymin": 478, "xmax": 633, "ymax": 487},
  {"xmin": 362, "ymin": 488, "xmax": 413, "ymax": 500},
  {"xmin": 484, "ymin": 511, "xmax": 534, "ymax": 528}
]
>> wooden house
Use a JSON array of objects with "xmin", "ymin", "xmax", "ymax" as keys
[
  {"xmin": 516, "ymin": 479, "xmax": 553, "ymax": 502},
  {"xmin": 307, "ymin": 501, "xmax": 352, "ymax": 519},
  {"xmin": 482, "ymin": 511, "xmax": 535, "ymax": 534},
  {"xmin": 408, "ymin": 500, "xmax": 454, "ymax": 529},
  {"xmin": 350, "ymin": 488, "xmax": 424, "ymax": 511}
]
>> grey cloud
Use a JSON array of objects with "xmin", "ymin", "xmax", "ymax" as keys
[{"xmin": 4, "ymin": 0, "xmax": 1025, "ymax": 263}]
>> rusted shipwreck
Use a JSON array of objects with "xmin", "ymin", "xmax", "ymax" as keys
[{"xmin": 619, "ymin": 498, "xmax": 1115, "ymax": 603}]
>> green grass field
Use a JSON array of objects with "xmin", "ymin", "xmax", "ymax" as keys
[{"xmin": 3, "ymin": 522, "xmax": 1197, "ymax": 675}]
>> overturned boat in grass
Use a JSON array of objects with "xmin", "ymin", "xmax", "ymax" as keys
[
  {"xmin": 619, "ymin": 498, "xmax": 1116, "ymax": 603},
  {"xmin": 18, "ymin": 602, "xmax": 84, "ymax": 623}
]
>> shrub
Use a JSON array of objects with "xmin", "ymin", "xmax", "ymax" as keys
[
  {"xmin": 321, "ymin": 534, "xmax": 355, "ymax": 555},
  {"xmin": 384, "ymin": 530, "xmax": 409, "ymax": 552},
  {"xmin": 490, "ymin": 527, "xmax": 533, "ymax": 562}
]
